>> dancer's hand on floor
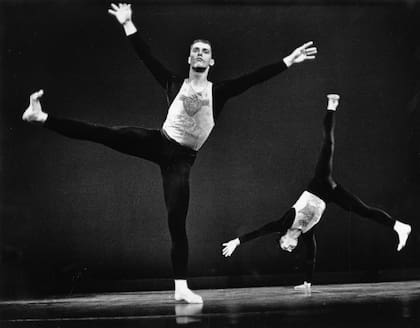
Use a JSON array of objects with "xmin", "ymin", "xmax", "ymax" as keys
[
  {"xmin": 222, "ymin": 238, "xmax": 240, "ymax": 257},
  {"xmin": 294, "ymin": 281, "xmax": 311, "ymax": 293}
]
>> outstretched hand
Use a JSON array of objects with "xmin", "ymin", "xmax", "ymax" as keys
[
  {"xmin": 108, "ymin": 3, "xmax": 132, "ymax": 25},
  {"xmin": 222, "ymin": 238, "xmax": 240, "ymax": 257},
  {"xmin": 283, "ymin": 41, "xmax": 317, "ymax": 67}
]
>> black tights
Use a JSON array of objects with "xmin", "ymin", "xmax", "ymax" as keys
[
  {"xmin": 241, "ymin": 111, "xmax": 397, "ymax": 283},
  {"xmin": 45, "ymin": 116, "xmax": 197, "ymax": 279},
  {"xmin": 277, "ymin": 111, "xmax": 395, "ymax": 282},
  {"xmin": 308, "ymin": 110, "xmax": 395, "ymax": 228},
  {"xmin": 300, "ymin": 110, "xmax": 396, "ymax": 282}
]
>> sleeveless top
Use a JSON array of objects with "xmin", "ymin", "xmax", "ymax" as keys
[
  {"xmin": 291, "ymin": 191, "xmax": 326, "ymax": 233},
  {"xmin": 162, "ymin": 79, "xmax": 214, "ymax": 150}
]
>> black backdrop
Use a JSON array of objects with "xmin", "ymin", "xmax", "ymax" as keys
[{"xmin": 1, "ymin": 0, "xmax": 420, "ymax": 297}]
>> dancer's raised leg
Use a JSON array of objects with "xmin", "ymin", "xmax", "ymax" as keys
[{"xmin": 22, "ymin": 90, "xmax": 162, "ymax": 162}]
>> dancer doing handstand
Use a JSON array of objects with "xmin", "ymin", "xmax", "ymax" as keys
[{"xmin": 222, "ymin": 94, "xmax": 412, "ymax": 292}]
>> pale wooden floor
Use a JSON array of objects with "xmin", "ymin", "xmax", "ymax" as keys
[{"xmin": 1, "ymin": 280, "xmax": 420, "ymax": 327}]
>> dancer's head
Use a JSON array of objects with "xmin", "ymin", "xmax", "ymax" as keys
[
  {"xmin": 188, "ymin": 39, "xmax": 214, "ymax": 73},
  {"xmin": 275, "ymin": 209, "xmax": 300, "ymax": 252},
  {"xmin": 279, "ymin": 228, "xmax": 301, "ymax": 252}
]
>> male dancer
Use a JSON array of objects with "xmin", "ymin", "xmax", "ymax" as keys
[
  {"xmin": 222, "ymin": 95, "xmax": 412, "ymax": 292},
  {"xmin": 22, "ymin": 3, "xmax": 317, "ymax": 303}
]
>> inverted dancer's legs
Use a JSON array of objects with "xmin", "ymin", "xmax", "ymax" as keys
[
  {"xmin": 313, "ymin": 108, "xmax": 336, "ymax": 186},
  {"xmin": 313, "ymin": 95, "xmax": 411, "ymax": 251},
  {"xmin": 307, "ymin": 95, "xmax": 339, "ymax": 199},
  {"xmin": 331, "ymin": 185, "xmax": 395, "ymax": 227},
  {"xmin": 331, "ymin": 184, "xmax": 411, "ymax": 251}
]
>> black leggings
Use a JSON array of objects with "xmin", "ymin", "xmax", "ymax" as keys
[
  {"xmin": 45, "ymin": 116, "xmax": 197, "ymax": 279},
  {"xmin": 307, "ymin": 110, "xmax": 395, "ymax": 228},
  {"xmin": 241, "ymin": 111, "xmax": 397, "ymax": 283},
  {"xmin": 301, "ymin": 110, "xmax": 397, "ymax": 281}
]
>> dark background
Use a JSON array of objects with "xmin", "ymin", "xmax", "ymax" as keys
[{"xmin": 1, "ymin": 0, "xmax": 420, "ymax": 298}]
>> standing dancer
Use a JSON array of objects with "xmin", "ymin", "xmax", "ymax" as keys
[
  {"xmin": 22, "ymin": 3, "xmax": 317, "ymax": 303},
  {"xmin": 222, "ymin": 95, "xmax": 412, "ymax": 292}
]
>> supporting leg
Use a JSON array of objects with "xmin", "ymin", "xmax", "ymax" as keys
[{"xmin": 161, "ymin": 162, "xmax": 203, "ymax": 304}]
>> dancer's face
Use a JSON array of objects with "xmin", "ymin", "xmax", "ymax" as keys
[
  {"xmin": 279, "ymin": 230, "xmax": 299, "ymax": 252},
  {"xmin": 188, "ymin": 41, "xmax": 214, "ymax": 71}
]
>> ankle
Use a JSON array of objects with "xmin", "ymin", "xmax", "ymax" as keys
[
  {"xmin": 174, "ymin": 279, "xmax": 188, "ymax": 292},
  {"xmin": 394, "ymin": 220, "xmax": 409, "ymax": 232}
]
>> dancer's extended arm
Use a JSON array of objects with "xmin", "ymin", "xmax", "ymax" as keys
[
  {"xmin": 222, "ymin": 208, "xmax": 295, "ymax": 257},
  {"xmin": 214, "ymin": 41, "xmax": 317, "ymax": 116},
  {"xmin": 109, "ymin": 3, "xmax": 177, "ymax": 89},
  {"xmin": 222, "ymin": 218, "xmax": 286, "ymax": 257}
]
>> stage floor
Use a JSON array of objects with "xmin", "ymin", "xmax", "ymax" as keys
[{"xmin": 1, "ymin": 280, "xmax": 420, "ymax": 327}]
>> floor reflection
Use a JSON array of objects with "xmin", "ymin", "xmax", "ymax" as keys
[
  {"xmin": 174, "ymin": 303, "xmax": 203, "ymax": 325},
  {"xmin": 1, "ymin": 281, "xmax": 419, "ymax": 327}
]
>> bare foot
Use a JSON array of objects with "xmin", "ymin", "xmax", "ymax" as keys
[{"xmin": 22, "ymin": 90, "xmax": 47, "ymax": 123}]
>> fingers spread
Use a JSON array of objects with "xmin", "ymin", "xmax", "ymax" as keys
[
  {"xmin": 302, "ymin": 41, "xmax": 314, "ymax": 49},
  {"xmin": 305, "ymin": 47, "xmax": 317, "ymax": 55}
]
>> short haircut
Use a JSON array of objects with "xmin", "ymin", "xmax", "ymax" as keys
[{"xmin": 190, "ymin": 39, "xmax": 213, "ymax": 53}]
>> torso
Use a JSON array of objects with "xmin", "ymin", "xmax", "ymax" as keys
[
  {"xmin": 162, "ymin": 79, "xmax": 214, "ymax": 151},
  {"xmin": 291, "ymin": 191, "xmax": 327, "ymax": 233}
]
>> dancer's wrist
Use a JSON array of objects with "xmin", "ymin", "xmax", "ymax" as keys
[
  {"xmin": 283, "ymin": 55, "xmax": 293, "ymax": 68},
  {"xmin": 123, "ymin": 21, "xmax": 137, "ymax": 36}
]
